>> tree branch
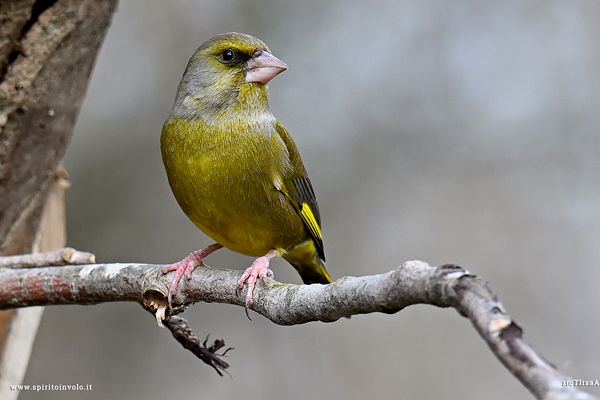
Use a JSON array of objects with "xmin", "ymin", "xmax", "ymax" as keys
[{"xmin": 0, "ymin": 258, "xmax": 595, "ymax": 399}]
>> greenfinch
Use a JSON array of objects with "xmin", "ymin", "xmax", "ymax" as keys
[{"xmin": 160, "ymin": 32, "xmax": 331, "ymax": 309}]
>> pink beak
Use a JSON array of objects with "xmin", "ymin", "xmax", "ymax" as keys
[{"xmin": 244, "ymin": 50, "xmax": 288, "ymax": 84}]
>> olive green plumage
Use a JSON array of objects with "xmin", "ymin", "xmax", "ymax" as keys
[{"xmin": 161, "ymin": 32, "xmax": 330, "ymax": 285}]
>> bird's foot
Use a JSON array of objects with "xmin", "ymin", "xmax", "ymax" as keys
[
  {"xmin": 161, "ymin": 243, "xmax": 223, "ymax": 310},
  {"xmin": 237, "ymin": 250, "xmax": 277, "ymax": 311}
]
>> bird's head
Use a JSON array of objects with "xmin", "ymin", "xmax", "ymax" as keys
[{"xmin": 174, "ymin": 32, "xmax": 287, "ymax": 119}]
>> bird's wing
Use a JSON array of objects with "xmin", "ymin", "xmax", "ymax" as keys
[{"xmin": 275, "ymin": 121, "xmax": 325, "ymax": 261}]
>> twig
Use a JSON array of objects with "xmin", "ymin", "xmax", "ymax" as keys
[
  {"xmin": 162, "ymin": 315, "xmax": 231, "ymax": 376},
  {"xmin": 0, "ymin": 260, "xmax": 595, "ymax": 399},
  {"xmin": 144, "ymin": 290, "xmax": 231, "ymax": 373},
  {"xmin": 0, "ymin": 247, "xmax": 95, "ymax": 268}
]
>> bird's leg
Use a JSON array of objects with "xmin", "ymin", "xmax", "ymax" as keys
[
  {"xmin": 237, "ymin": 249, "xmax": 278, "ymax": 309},
  {"xmin": 161, "ymin": 243, "xmax": 223, "ymax": 309}
]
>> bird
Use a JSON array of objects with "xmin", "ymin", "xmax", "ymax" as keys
[{"xmin": 160, "ymin": 32, "xmax": 331, "ymax": 310}]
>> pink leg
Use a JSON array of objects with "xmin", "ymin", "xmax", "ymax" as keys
[
  {"xmin": 161, "ymin": 243, "xmax": 223, "ymax": 309},
  {"xmin": 237, "ymin": 249, "xmax": 278, "ymax": 309}
]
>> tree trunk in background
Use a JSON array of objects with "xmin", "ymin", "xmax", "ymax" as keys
[
  {"xmin": 0, "ymin": 0, "xmax": 118, "ymax": 395},
  {"xmin": 0, "ymin": 175, "xmax": 67, "ymax": 398}
]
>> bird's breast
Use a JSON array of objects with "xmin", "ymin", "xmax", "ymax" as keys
[{"xmin": 161, "ymin": 116, "xmax": 303, "ymax": 256}]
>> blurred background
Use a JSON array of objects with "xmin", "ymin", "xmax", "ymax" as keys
[{"xmin": 21, "ymin": 0, "xmax": 600, "ymax": 399}]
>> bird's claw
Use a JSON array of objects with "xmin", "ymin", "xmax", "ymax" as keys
[
  {"xmin": 161, "ymin": 250, "xmax": 212, "ymax": 312},
  {"xmin": 237, "ymin": 257, "xmax": 274, "ymax": 316}
]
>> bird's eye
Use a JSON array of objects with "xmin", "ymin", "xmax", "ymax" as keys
[{"xmin": 221, "ymin": 49, "xmax": 235, "ymax": 62}]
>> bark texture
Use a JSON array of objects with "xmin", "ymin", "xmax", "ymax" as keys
[{"xmin": 0, "ymin": 0, "xmax": 118, "ymax": 254}]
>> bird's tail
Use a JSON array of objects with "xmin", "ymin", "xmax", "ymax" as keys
[{"xmin": 283, "ymin": 240, "xmax": 331, "ymax": 284}]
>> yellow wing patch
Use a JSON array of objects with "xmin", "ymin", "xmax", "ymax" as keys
[
  {"xmin": 300, "ymin": 203, "xmax": 322, "ymax": 243},
  {"xmin": 279, "ymin": 182, "xmax": 324, "ymax": 259}
]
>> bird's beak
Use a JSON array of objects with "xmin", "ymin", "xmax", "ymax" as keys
[{"xmin": 244, "ymin": 50, "xmax": 288, "ymax": 84}]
